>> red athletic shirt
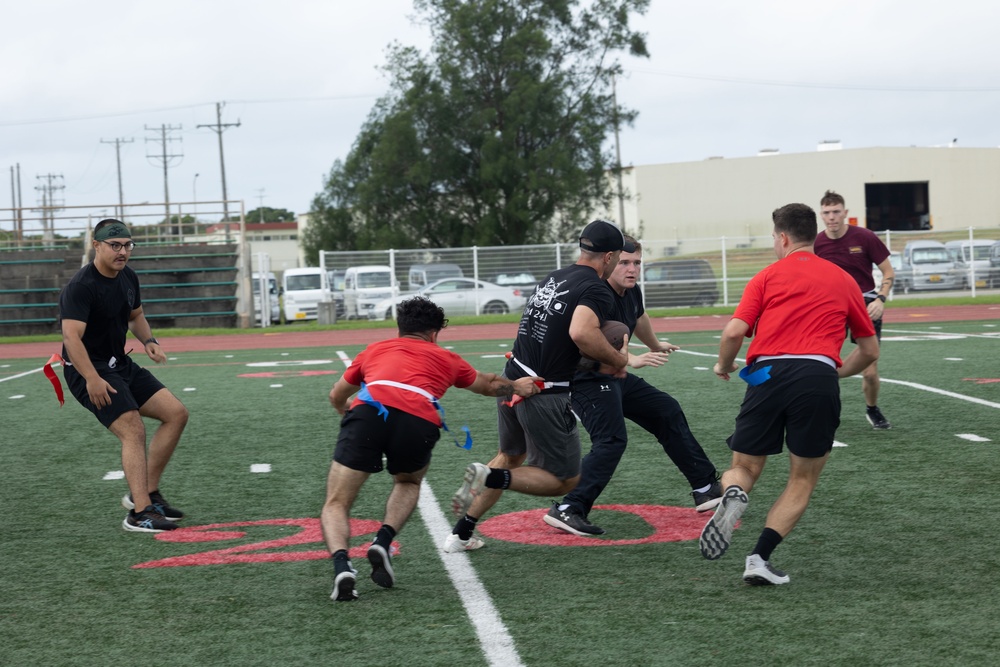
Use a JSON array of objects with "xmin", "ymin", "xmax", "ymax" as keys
[
  {"xmin": 814, "ymin": 226, "xmax": 890, "ymax": 293},
  {"xmin": 344, "ymin": 337, "xmax": 478, "ymax": 425},
  {"xmin": 734, "ymin": 252, "xmax": 876, "ymax": 367}
]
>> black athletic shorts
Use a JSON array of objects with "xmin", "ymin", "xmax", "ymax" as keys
[
  {"xmin": 849, "ymin": 295, "xmax": 882, "ymax": 343},
  {"xmin": 64, "ymin": 356, "xmax": 166, "ymax": 429},
  {"xmin": 334, "ymin": 403, "xmax": 440, "ymax": 475},
  {"xmin": 726, "ymin": 358, "xmax": 840, "ymax": 458}
]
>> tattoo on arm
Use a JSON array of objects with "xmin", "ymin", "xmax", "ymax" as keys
[
  {"xmin": 493, "ymin": 382, "xmax": 515, "ymax": 398},
  {"xmin": 881, "ymin": 277, "xmax": 894, "ymax": 288}
]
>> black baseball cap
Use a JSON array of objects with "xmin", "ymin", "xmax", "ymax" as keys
[{"xmin": 579, "ymin": 219, "xmax": 635, "ymax": 253}]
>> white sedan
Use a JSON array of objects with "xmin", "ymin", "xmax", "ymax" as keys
[{"xmin": 372, "ymin": 278, "xmax": 527, "ymax": 320}]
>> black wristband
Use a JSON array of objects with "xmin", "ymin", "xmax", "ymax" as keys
[
  {"xmin": 144, "ymin": 337, "xmax": 158, "ymax": 345},
  {"xmin": 875, "ymin": 294, "xmax": 886, "ymax": 303}
]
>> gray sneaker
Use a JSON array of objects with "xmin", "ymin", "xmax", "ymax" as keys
[
  {"xmin": 743, "ymin": 554, "xmax": 790, "ymax": 585},
  {"xmin": 542, "ymin": 502, "xmax": 605, "ymax": 536},
  {"xmin": 699, "ymin": 486, "xmax": 748, "ymax": 560},
  {"xmin": 451, "ymin": 462, "xmax": 490, "ymax": 518}
]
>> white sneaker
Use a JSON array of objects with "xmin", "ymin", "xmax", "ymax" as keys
[
  {"xmin": 451, "ymin": 462, "xmax": 490, "ymax": 518},
  {"xmin": 699, "ymin": 486, "xmax": 748, "ymax": 560},
  {"xmin": 442, "ymin": 533, "xmax": 486, "ymax": 553},
  {"xmin": 743, "ymin": 554, "xmax": 790, "ymax": 585}
]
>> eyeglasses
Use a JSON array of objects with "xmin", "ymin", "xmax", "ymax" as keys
[{"xmin": 102, "ymin": 240, "xmax": 136, "ymax": 252}]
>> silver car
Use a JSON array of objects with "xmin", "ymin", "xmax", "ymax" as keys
[{"xmin": 373, "ymin": 278, "xmax": 527, "ymax": 320}]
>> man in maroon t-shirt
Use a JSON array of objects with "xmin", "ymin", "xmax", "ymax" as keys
[{"xmin": 814, "ymin": 190, "xmax": 895, "ymax": 430}]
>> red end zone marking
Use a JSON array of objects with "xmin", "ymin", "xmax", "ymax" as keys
[
  {"xmin": 478, "ymin": 504, "xmax": 705, "ymax": 546},
  {"xmin": 133, "ymin": 518, "xmax": 393, "ymax": 569},
  {"xmin": 132, "ymin": 505, "xmax": 708, "ymax": 568}
]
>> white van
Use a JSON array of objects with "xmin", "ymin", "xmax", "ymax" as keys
[
  {"xmin": 897, "ymin": 240, "xmax": 960, "ymax": 293},
  {"xmin": 343, "ymin": 265, "xmax": 398, "ymax": 319},
  {"xmin": 945, "ymin": 239, "xmax": 996, "ymax": 289},
  {"xmin": 282, "ymin": 267, "xmax": 329, "ymax": 322},
  {"xmin": 407, "ymin": 263, "xmax": 464, "ymax": 291},
  {"xmin": 252, "ymin": 271, "xmax": 280, "ymax": 325}
]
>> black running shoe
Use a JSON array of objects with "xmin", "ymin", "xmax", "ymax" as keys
[
  {"xmin": 367, "ymin": 543, "xmax": 395, "ymax": 589},
  {"xmin": 123, "ymin": 506, "xmax": 179, "ymax": 533},
  {"xmin": 866, "ymin": 406, "xmax": 891, "ymax": 430},
  {"xmin": 332, "ymin": 566, "xmax": 359, "ymax": 602},
  {"xmin": 542, "ymin": 502, "xmax": 605, "ymax": 536},
  {"xmin": 123, "ymin": 491, "xmax": 184, "ymax": 521},
  {"xmin": 692, "ymin": 479, "xmax": 723, "ymax": 513}
]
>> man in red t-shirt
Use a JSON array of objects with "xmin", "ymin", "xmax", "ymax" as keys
[
  {"xmin": 320, "ymin": 297, "xmax": 541, "ymax": 602},
  {"xmin": 814, "ymin": 190, "xmax": 895, "ymax": 429},
  {"xmin": 700, "ymin": 203, "xmax": 879, "ymax": 586}
]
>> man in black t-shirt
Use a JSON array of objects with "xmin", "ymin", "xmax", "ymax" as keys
[
  {"xmin": 60, "ymin": 219, "xmax": 189, "ymax": 533},
  {"xmin": 544, "ymin": 236, "xmax": 722, "ymax": 537},
  {"xmin": 444, "ymin": 220, "xmax": 632, "ymax": 552}
]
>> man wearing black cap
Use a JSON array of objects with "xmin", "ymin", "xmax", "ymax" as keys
[
  {"xmin": 59, "ymin": 218, "xmax": 189, "ymax": 533},
  {"xmin": 443, "ymin": 219, "xmax": 632, "ymax": 552}
]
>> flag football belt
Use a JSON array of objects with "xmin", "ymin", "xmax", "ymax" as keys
[
  {"xmin": 357, "ymin": 380, "xmax": 472, "ymax": 450},
  {"xmin": 503, "ymin": 353, "xmax": 566, "ymax": 407}
]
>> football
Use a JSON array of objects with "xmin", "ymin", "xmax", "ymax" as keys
[
  {"xmin": 578, "ymin": 320, "xmax": 629, "ymax": 370},
  {"xmin": 599, "ymin": 319, "xmax": 629, "ymax": 351}
]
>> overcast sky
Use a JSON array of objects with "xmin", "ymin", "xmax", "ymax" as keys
[{"xmin": 4, "ymin": 0, "xmax": 999, "ymax": 229}]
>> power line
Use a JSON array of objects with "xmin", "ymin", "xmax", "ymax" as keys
[
  {"xmin": 0, "ymin": 94, "xmax": 379, "ymax": 128},
  {"xmin": 34, "ymin": 173, "xmax": 64, "ymax": 240},
  {"xmin": 100, "ymin": 137, "xmax": 134, "ymax": 220},
  {"xmin": 626, "ymin": 68, "xmax": 1000, "ymax": 93},
  {"xmin": 197, "ymin": 102, "xmax": 241, "ymax": 242},
  {"xmin": 145, "ymin": 124, "xmax": 183, "ymax": 233}
]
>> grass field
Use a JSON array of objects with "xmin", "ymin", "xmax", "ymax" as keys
[{"xmin": 1, "ymin": 319, "xmax": 998, "ymax": 666}]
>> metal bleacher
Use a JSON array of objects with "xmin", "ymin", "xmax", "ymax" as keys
[{"xmin": 0, "ymin": 245, "xmax": 240, "ymax": 337}]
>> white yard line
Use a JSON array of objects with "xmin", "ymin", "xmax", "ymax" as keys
[
  {"xmin": 0, "ymin": 364, "xmax": 49, "ymax": 383},
  {"xmin": 881, "ymin": 327, "xmax": 1000, "ymax": 340},
  {"xmin": 418, "ymin": 482, "xmax": 524, "ymax": 667}
]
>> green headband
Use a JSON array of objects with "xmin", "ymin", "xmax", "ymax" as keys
[{"xmin": 94, "ymin": 222, "xmax": 132, "ymax": 241}]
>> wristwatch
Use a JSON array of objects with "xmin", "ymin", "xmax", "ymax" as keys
[
  {"xmin": 875, "ymin": 295, "xmax": 887, "ymax": 303},
  {"xmin": 143, "ymin": 337, "xmax": 159, "ymax": 345}
]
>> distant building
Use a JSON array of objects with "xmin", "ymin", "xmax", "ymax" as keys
[
  {"xmin": 596, "ymin": 146, "xmax": 1000, "ymax": 247},
  {"xmin": 200, "ymin": 221, "xmax": 301, "ymax": 277}
]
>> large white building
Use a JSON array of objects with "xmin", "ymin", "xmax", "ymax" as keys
[{"xmin": 597, "ymin": 145, "xmax": 1000, "ymax": 244}]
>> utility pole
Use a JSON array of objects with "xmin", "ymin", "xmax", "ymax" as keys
[
  {"xmin": 145, "ymin": 124, "xmax": 183, "ymax": 240},
  {"xmin": 34, "ymin": 173, "xmax": 65, "ymax": 241},
  {"xmin": 255, "ymin": 187, "xmax": 266, "ymax": 223},
  {"xmin": 9, "ymin": 165, "xmax": 21, "ymax": 242},
  {"xmin": 611, "ymin": 73, "xmax": 627, "ymax": 234},
  {"xmin": 101, "ymin": 137, "xmax": 134, "ymax": 220},
  {"xmin": 197, "ymin": 102, "xmax": 241, "ymax": 242},
  {"xmin": 15, "ymin": 163, "xmax": 23, "ymax": 242}
]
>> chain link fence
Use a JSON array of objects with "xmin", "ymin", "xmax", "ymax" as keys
[{"xmin": 318, "ymin": 226, "xmax": 1000, "ymax": 317}]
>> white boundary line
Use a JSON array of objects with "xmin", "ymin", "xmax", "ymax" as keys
[
  {"xmin": 418, "ymin": 483, "xmax": 524, "ymax": 667},
  {"xmin": 0, "ymin": 364, "xmax": 50, "ymax": 383},
  {"xmin": 882, "ymin": 327, "xmax": 1000, "ymax": 340}
]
